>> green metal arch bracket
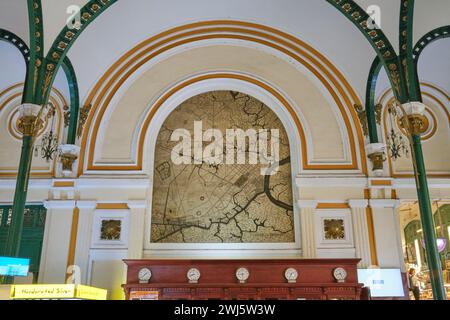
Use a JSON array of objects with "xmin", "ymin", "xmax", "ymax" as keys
[
  {"xmin": 61, "ymin": 56, "xmax": 80, "ymax": 145},
  {"xmin": 0, "ymin": 29, "xmax": 80, "ymax": 145},
  {"xmin": 0, "ymin": 29, "xmax": 31, "ymax": 62},
  {"xmin": 36, "ymin": 0, "xmax": 118, "ymax": 106},
  {"xmin": 365, "ymin": 56, "xmax": 382, "ymax": 143},
  {"xmin": 24, "ymin": 0, "xmax": 44, "ymax": 104},
  {"xmin": 399, "ymin": 0, "xmax": 418, "ymax": 101},
  {"xmin": 413, "ymin": 25, "xmax": 450, "ymax": 61},
  {"xmin": 411, "ymin": 25, "xmax": 450, "ymax": 102},
  {"xmin": 325, "ymin": 0, "xmax": 408, "ymax": 102}
]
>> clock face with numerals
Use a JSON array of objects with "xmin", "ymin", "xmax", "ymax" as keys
[
  {"xmin": 138, "ymin": 268, "xmax": 152, "ymax": 282},
  {"xmin": 333, "ymin": 267, "xmax": 348, "ymax": 282},
  {"xmin": 284, "ymin": 268, "xmax": 299, "ymax": 282},
  {"xmin": 236, "ymin": 267, "xmax": 250, "ymax": 283},
  {"xmin": 187, "ymin": 268, "xmax": 201, "ymax": 283}
]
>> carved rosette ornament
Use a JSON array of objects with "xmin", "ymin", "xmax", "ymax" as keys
[
  {"xmin": 365, "ymin": 143, "xmax": 386, "ymax": 177},
  {"xmin": 58, "ymin": 144, "xmax": 80, "ymax": 177}
]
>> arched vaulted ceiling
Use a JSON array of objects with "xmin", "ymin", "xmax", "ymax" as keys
[{"xmin": 0, "ymin": 0, "xmax": 449, "ymax": 103}]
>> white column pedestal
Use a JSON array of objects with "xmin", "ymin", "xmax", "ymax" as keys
[
  {"xmin": 297, "ymin": 200, "xmax": 317, "ymax": 258},
  {"xmin": 369, "ymin": 199, "xmax": 404, "ymax": 270},
  {"xmin": 349, "ymin": 200, "xmax": 371, "ymax": 268},
  {"xmin": 73, "ymin": 201, "xmax": 97, "ymax": 284},
  {"xmin": 39, "ymin": 201, "xmax": 76, "ymax": 284},
  {"xmin": 127, "ymin": 201, "xmax": 147, "ymax": 259}
]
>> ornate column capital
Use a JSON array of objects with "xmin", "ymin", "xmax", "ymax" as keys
[
  {"xmin": 402, "ymin": 101, "xmax": 426, "ymax": 116},
  {"xmin": 365, "ymin": 143, "xmax": 387, "ymax": 177},
  {"xmin": 17, "ymin": 103, "xmax": 43, "ymax": 136},
  {"xmin": 58, "ymin": 144, "xmax": 80, "ymax": 178},
  {"xmin": 400, "ymin": 102, "xmax": 429, "ymax": 135}
]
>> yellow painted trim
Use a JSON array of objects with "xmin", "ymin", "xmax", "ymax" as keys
[
  {"xmin": 53, "ymin": 181, "xmax": 75, "ymax": 188},
  {"xmin": 370, "ymin": 180, "xmax": 392, "ymax": 186},
  {"xmin": 0, "ymin": 82, "xmax": 23, "ymax": 97},
  {"xmin": 422, "ymin": 83, "xmax": 450, "ymax": 101},
  {"xmin": 422, "ymin": 92, "xmax": 450, "ymax": 126},
  {"xmin": 391, "ymin": 189, "xmax": 398, "ymax": 199},
  {"xmin": 78, "ymin": 21, "xmax": 366, "ymax": 176},
  {"xmin": 66, "ymin": 207, "xmax": 79, "ymax": 278},
  {"xmin": 316, "ymin": 203, "xmax": 350, "ymax": 209},
  {"xmin": 364, "ymin": 189, "xmax": 379, "ymax": 266},
  {"xmin": 96, "ymin": 203, "xmax": 129, "ymax": 210}
]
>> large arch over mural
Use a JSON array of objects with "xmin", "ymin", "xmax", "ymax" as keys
[{"xmin": 78, "ymin": 20, "xmax": 368, "ymax": 176}]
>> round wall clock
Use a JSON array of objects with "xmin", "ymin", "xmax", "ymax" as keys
[
  {"xmin": 284, "ymin": 268, "xmax": 299, "ymax": 283},
  {"xmin": 333, "ymin": 267, "xmax": 348, "ymax": 283},
  {"xmin": 138, "ymin": 267, "xmax": 152, "ymax": 283},
  {"xmin": 236, "ymin": 267, "xmax": 250, "ymax": 283},
  {"xmin": 187, "ymin": 268, "xmax": 201, "ymax": 283}
]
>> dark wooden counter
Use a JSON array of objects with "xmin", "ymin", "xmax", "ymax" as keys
[{"xmin": 123, "ymin": 259, "xmax": 363, "ymax": 300}]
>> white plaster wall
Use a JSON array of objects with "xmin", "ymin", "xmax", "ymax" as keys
[
  {"xmin": 39, "ymin": 201, "xmax": 75, "ymax": 284},
  {"xmin": 371, "ymin": 201, "xmax": 404, "ymax": 269}
]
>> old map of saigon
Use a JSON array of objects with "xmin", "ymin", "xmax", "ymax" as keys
[{"xmin": 151, "ymin": 91, "xmax": 294, "ymax": 243}]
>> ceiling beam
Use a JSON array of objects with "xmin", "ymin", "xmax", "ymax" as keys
[
  {"xmin": 326, "ymin": 0, "xmax": 408, "ymax": 103},
  {"xmin": 37, "ymin": 0, "xmax": 118, "ymax": 106}
]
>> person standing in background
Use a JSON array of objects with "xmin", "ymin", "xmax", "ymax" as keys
[{"xmin": 409, "ymin": 268, "xmax": 421, "ymax": 300}]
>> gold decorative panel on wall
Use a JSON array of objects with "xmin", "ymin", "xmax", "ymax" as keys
[
  {"xmin": 100, "ymin": 220, "xmax": 122, "ymax": 240},
  {"xmin": 151, "ymin": 91, "xmax": 294, "ymax": 243},
  {"xmin": 323, "ymin": 219, "xmax": 345, "ymax": 240}
]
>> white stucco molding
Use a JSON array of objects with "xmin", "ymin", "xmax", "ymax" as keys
[
  {"xmin": 0, "ymin": 179, "xmax": 52, "ymax": 190},
  {"xmin": 348, "ymin": 199, "xmax": 369, "ymax": 208},
  {"xmin": 43, "ymin": 200, "xmax": 76, "ymax": 209},
  {"xmin": 75, "ymin": 200, "xmax": 97, "ymax": 209},
  {"xmin": 369, "ymin": 199, "xmax": 401, "ymax": 209},
  {"xmin": 402, "ymin": 101, "xmax": 426, "ymax": 116},
  {"xmin": 393, "ymin": 178, "xmax": 450, "ymax": 189},
  {"xmin": 127, "ymin": 200, "xmax": 147, "ymax": 209},
  {"xmin": 76, "ymin": 178, "xmax": 150, "ymax": 189},
  {"xmin": 295, "ymin": 176, "xmax": 368, "ymax": 188},
  {"xmin": 19, "ymin": 103, "xmax": 42, "ymax": 117},
  {"xmin": 297, "ymin": 200, "xmax": 318, "ymax": 209},
  {"xmin": 365, "ymin": 143, "xmax": 386, "ymax": 156}
]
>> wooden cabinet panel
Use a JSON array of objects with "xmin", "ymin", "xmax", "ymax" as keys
[{"xmin": 123, "ymin": 259, "xmax": 363, "ymax": 300}]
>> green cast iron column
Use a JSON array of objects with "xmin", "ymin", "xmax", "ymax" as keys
[
  {"xmin": 412, "ymin": 134, "xmax": 446, "ymax": 300},
  {"xmin": 4, "ymin": 134, "xmax": 34, "ymax": 259}
]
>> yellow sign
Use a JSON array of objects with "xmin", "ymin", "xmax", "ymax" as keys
[
  {"xmin": 11, "ymin": 284, "xmax": 76, "ymax": 300},
  {"xmin": 10, "ymin": 284, "xmax": 108, "ymax": 300},
  {"xmin": 75, "ymin": 285, "xmax": 107, "ymax": 300}
]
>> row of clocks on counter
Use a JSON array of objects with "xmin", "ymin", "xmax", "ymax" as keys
[{"xmin": 138, "ymin": 267, "xmax": 348, "ymax": 284}]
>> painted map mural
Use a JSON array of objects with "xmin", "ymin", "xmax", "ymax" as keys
[{"xmin": 151, "ymin": 91, "xmax": 294, "ymax": 243}]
